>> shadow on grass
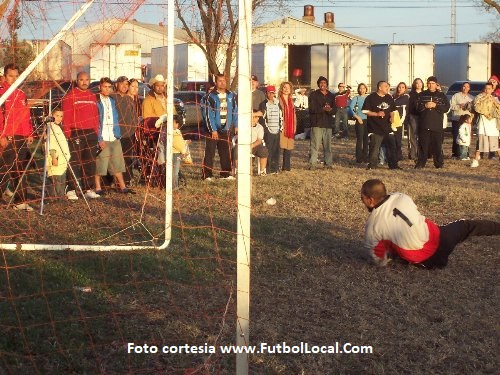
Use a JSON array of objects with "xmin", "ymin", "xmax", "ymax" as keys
[{"xmin": 1, "ymin": 209, "xmax": 498, "ymax": 374}]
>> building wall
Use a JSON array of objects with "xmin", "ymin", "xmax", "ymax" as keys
[{"xmin": 253, "ymin": 18, "xmax": 370, "ymax": 45}]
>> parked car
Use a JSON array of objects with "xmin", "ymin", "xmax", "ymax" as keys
[
  {"xmin": 173, "ymin": 90, "xmax": 206, "ymax": 139},
  {"xmin": 179, "ymin": 80, "xmax": 210, "ymax": 92}
]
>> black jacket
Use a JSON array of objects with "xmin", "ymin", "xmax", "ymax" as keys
[
  {"xmin": 416, "ymin": 90, "xmax": 450, "ymax": 132},
  {"xmin": 308, "ymin": 89, "xmax": 335, "ymax": 128}
]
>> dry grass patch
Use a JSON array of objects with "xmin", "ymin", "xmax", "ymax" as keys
[{"xmin": 0, "ymin": 134, "xmax": 498, "ymax": 374}]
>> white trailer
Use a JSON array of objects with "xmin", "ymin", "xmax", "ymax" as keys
[
  {"xmin": 151, "ymin": 43, "xmax": 208, "ymax": 88},
  {"xmin": 251, "ymin": 44, "xmax": 288, "ymax": 86},
  {"xmin": 434, "ymin": 43, "xmax": 499, "ymax": 87},
  {"xmin": 29, "ymin": 40, "xmax": 72, "ymax": 81},
  {"xmin": 90, "ymin": 43, "xmax": 141, "ymax": 81},
  {"xmin": 371, "ymin": 44, "xmax": 434, "ymax": 89},
  {"xmin": 310, "ymin": 44, "xmax": 371, "ymax": 91}
]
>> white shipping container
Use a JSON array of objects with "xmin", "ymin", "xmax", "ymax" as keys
[
  {"xmin": 90, "ymin": 43, "xmax": 141, "ymax": 82},
  {"xmin": 252, "ymin": 44, "xmax": 287, "ymax": 86},
  {"xmin": 29, "ymin": 40, "xmax": 72, "ymax": 81},
  {"xmin": 349, "ymin": 45, "xmax": 372, "ymax": 91},
  {"xmin": 151, "ymin": 43, "xmax": 208, "ymax": 87},
  {"xmin": 434, "ymin": 43, "xmax": 497, "ymax": 87},
  {"xmin": 371, "ymin": 44, "xmax": 434, "ymax": 89},
  {"xmin": 310, "ymin": 44, "xmax": 371, "ymax": 91},
  {"xmin": 329, "ymin": 45, "xmax": 345, "ymax": 89},
  {"xmin": 310, "ymin": 45, "xmax": 328, "ymax": 88}
]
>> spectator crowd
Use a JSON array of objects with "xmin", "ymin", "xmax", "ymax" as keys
[{"xmin": 1, "ymin": 61, "xmax": 499, "ymax": 211}]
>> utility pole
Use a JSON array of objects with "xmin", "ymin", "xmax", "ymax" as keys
[{"xmin": 451, "ymin": 0, "xmax": 457, "ymax": 43}]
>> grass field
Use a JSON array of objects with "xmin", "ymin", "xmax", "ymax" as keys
[{"xmin": 0, "ymin": 134, "xmax": 499, "ymax": 374}]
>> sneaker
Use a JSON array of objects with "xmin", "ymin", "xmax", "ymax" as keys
[
  {"xmin": 13, "ymin": 203, "xmax": 34, "ymax": 211},
  {"xmin": 470, "ymin": 159, "xmax": 479, "ymax": 168},
  {"xmin": 222, "ymin": 176, "xmax": 236, "ymax": 180},
  {"xmin": 259, "ymin": 171, "xmax": 267, "ymax": 176},
  {"xmin": 84, "ymin": 190, "xmax": 101, "ymax": 199},
  {"xmin": 66, "ymin": 190, "xmax": 79, "ymax": 200},
  {"xmin": 460, "ymin": 157, "xmax": 470, "ymax": 161},
  {"xmin": 204, "ymin": 177, "xmax": 213, "ymax": 181}
]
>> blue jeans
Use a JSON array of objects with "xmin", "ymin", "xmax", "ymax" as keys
[
  {"xmin": 369, "ymin": 133, "xmax": 398, "ymax": 169},
  {"xmin": 354, "ymin": 119, "xmax": 369, "ymax": 162},
  {"xmin": 334, "ymin": 107, "xmax": 348, "ymax": 137},
  {"xmin": 264, "ymin": 132, "xmax": 280, "ymax": 173},
  {"xmin": 309, "ymin": 127, "xmax": 333, "ymax": 167},
  {"xmin": 173, "ymin": 154, "xmax": 181, "ymax": 188},
  {"xmin": 458, "ymin": 145, "xmax": 469, "ymax": 159}
]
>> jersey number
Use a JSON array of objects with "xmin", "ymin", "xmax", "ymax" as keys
[{"xmin": 393, "ymin": 208, "xmax": 413, "ymax": 227}]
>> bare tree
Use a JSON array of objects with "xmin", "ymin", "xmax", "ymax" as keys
[
  {"xmin": 480, "ymin": 0, "xmax": 500, "ymax": 13},
  {"xmin": 174, "ymin": 0, "xmax": 288, "ymax": 90},
  {"xmin": 476, "ymin": 0, "xmax": 500, "ymax": 41}
]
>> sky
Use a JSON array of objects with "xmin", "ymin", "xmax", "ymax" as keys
[
  {"xmin": 14, "ymin": 0, "xmax": 500, "ymax": 45},
  {"xmin": 273, "ymin": 0, "xmax": 499, "ymax": 44}
]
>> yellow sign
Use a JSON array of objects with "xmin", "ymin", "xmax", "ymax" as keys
[{"xmin": 124, "ymin": 50, "xmax": 139, "ymax": 56}]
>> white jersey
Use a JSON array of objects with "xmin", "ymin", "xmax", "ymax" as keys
[{"xmin": 364, "ymin": 193, "xmax": 440, "ymax": 266}]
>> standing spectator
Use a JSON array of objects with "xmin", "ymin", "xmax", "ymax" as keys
[
  {"xmin": 251, "ymin": 75, "xmax": 266, "ymax": 111},
  {"xmin": 407, "ymin": 78, "xmax": 424, "ymax": 160},
  {"xmin": 333, "ymin": 82, "xmax": 351, "ymax": 139},
  {"xmin": 449, "ymin": 82, "xmax": 474, "ymax": 159},
  {"xmin": 488, "ymin": 75, "xmax": 500, "ymax": 99},
  {"xmin": 0, "ymin": 63, "xmax": 35, "ymax": 210},
  {"xmin": 94, "ymin": 77, "xmax": 131, "ymax": 195},
  {"xmin": 127, "ymin": 78, "xmax": 142, "ymax": 175},
  {"xmin": 294, "ymin": 87, "xmax": 310, "ymax": 137},
  {"xmin": 362, "ymin": 80, "xmax": 400, "ymax": 170},
  {"xmin": 456, "ymin": 114, "xmax": 472, "ymax": 161},
  {"xmin": 45, "ymin": 109, "xmax": 70, "ymax": 200},
  {"xmin": 142, "ymin": 74, "xmax": 175, "ymax": 120},
  {"xmin": 112, "ymin": 76, "xmax": 138, "ymax": 186},
  {"xmin": 202, "ymin": 74, "xmax": 238, "ymax": 180},
  {"xmin": 142, "ymin": 74, "xmax": 176, "ymax": 167},
  {"xmin": 392, "ymin": 82, "xmax": 409, "ymax": 162},
  {"xmin": 62, "ymin": 71, "xmax": 101, "ymax": 200},
  {"xmin": 127, "ymin": 78, "xmax": 142, "ymax": 118},
  {"xmin": 470, "ymin": 82, "xmax": 500, "ymax": 168},
  {"xmin": 172, "ymin": 115, "xmax": 189, "ymax": 190},
  {"xmin": 278, "ymin": 81, "xmax": 296, "ymax": 171},
  {"xmin": 259, "ymin": 85, "xmax": 282, "ymax": 174},
  {"xmin": 308, "ymin": 76, "xmax": 335, "ymax": 169},
  {"xmin": 349, "ymin": 83, "xmax": 369, "ymax": 163},
  {"xmin": 415, "ymin": 76, "xmax": 450, "ymax": 169}
]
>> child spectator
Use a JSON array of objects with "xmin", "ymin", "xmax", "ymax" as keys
[
  {"xmin": 172, "ymin": 115, "xmax": 190, "ymax": 190},
  {"xmin": 46, "ymin": 109, "xmax": 70, "ymax": 199},
  {"xmin": 259, "ymin": 85, "xmax": 282, "ymax": 174},
  {"xmin": 233, "ymin": 111, "xmax": 269, "ymax": 176},
  {"xmin": 456, "ymin": 114, "xmax": 472, "ymax": 161},
  {"xmin": 251, "ymin": 111, "xmax": 269, "ymax": 175}
]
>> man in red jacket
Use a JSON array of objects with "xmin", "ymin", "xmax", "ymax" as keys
[
  {"xmin": 62, "ymin": 71, "xmax": 101, "ymax": 199},
  {"xmin": 0, "ymin": 63, "xmax": 35, "ymax": 211}
]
